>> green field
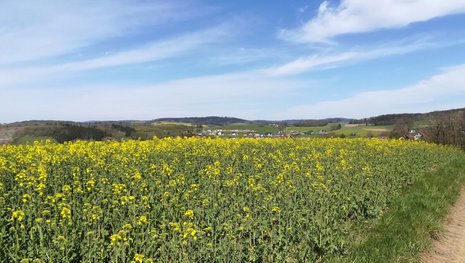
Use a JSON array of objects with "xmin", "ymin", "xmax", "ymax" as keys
[
  {"xmin": 131, "ymin": 123, "xmax": 196, "ymax": 139},
  {"xmin": 285, "ymin": 124, "xmax": 393, "ymax": 137},
  {"xmin": 12, "ymin": 136, "xmax": 57, "ymax": 145}
]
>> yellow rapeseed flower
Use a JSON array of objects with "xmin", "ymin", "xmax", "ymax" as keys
[
  {"xmin": 109, "ymin": 234, "xmax": 122, "ymax": 246},
  {"xmin": 184, "ymin": 209, "xmax": 194, "ymax": 220},
  {"xmin": 60, "ymin": 207, "xmax": 71, "ymax": 220},
  {"xmin": 133, "ymin": 253, "xmax": 144, "ymax": 263},
  {"xmin": 272, "ymin": 206, "xmax": 281, "ymax": 214},
  {"xmin": 137, "ymin": 215, "xmax": 148, "ymax": 225},
  {"xmin": 22, "ymin": 194, "xmax": 31, "ymax": 203},
  {"xmin": 12, "ymin": 210, "xmax": 25, "ymax": 222}
]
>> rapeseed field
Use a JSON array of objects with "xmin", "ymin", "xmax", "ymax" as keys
[{"xmin": 0, "ymin": 138, "xmax": 460, "ymax": 262}]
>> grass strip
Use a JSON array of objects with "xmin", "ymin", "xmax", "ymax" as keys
[{"xmin": 331, "ymin": 155, "xmax": 465, "ymax": 263}]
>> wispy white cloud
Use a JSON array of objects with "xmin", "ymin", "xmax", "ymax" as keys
[
  {"xmin": 267, "ymin": 38, "xmax": 442, "ymax": 75},
  {"xmin": 0, "ymin": 0, "xmax": 244, "ymax": 89},
  {"xmin": 58, "ymin": 24, "xmax": 234, "ymax": 71},
  {"xmin": 280, "ymin": 0, "xmax": 465, "ymax": 43},
  {"xmin": 0, "ymin": 24, "xmax": 235, "ymax": 87},
  {"xmin": 0, "ymin": 0, "xmax": 201, "ymax": 65},
  {"xmin": 209, "ymin": 48, "xmax": 284, "ymax": 66},
  {"xmin": 283, "ymin": 64, "xmax": 465, "ymax": 119}
]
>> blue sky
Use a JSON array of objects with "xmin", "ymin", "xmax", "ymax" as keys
[{"xmin": 1, "ymin": 0, "xmax": 465, "ymax": 122}]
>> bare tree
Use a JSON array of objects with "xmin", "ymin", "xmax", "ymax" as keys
[
  {"xmin": 389, "ymin": 118, "xmax": 413, "ymax": 139},
  {"xmin": 423, "ymin": 110, "xmax": 465, "ymax": 150}
]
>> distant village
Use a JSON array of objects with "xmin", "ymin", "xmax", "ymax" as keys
[
  {"xmin": 196, "ymin": 128, "xmax": 424, "ymax": 140},
  {"xmin": 196, "ymin": 128, "xmax": 330, "ymax": 138}
]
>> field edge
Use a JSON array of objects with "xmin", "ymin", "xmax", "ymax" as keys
[{"xmin": 330, "ymin": 155, "xmax": 465, "ymax": 263}]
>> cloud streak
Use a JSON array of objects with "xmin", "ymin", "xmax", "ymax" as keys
[
  {"xmin": 281, "ymin": 0, "xmax": 465, "ymax": 43},
  {"xmin": 0, "ymin": 24, "xmax": 235, "ymax": 87},
  {"xmin": 284, "ymin": 64, "xmax": 465, "ymax": 119},
  {"xmin": 57, "ymin": 24, "xmax": 234, "ymax": 71},
  {"xmin": 266, "ymin": 38, "xmax": 452, "ymax": 75},
  {"xmin": 0, "ymin": 0, "xmax": 200, "ymax": 65}
]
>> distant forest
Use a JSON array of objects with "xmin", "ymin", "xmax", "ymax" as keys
[
  {"xmin": 375, "ymin": 108, "xmax": 465, "ymax": 150},
  {"xmin": 2, "ymin": 108, "xmax": 465, "ymax": 150}
]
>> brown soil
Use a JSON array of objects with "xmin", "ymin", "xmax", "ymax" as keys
[
  {"xmin": 421, "ymin": 187, "xmax": 465, "ymax": 263},
  {"xmin": 365, "ymin": 128, "xmax": 390, "ymax": 132}
]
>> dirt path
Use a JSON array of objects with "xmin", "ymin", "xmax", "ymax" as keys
[{"xmin": 421, "ymin": 187, "xmax": 465, "ymax": 263}]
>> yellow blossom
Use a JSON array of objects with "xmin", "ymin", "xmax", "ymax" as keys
[
  {"xmin": 184, "ymin": 209, "xmax": 194, "ymax": 220},
  {"xmin": 133, "ymin": 253, "xmax": 144, "ymax": 263},
  {"xmin": 22, "ymin": 194, "xmax": 31, "ymax": 203},
  {"xmin": 60, "ymin": 207, "xmax": 71, "ymax": 220},
  {"xmin": 12, "ymin": 210, "xmax": 25, "ymax": 222},
  {"xmin": 137, "ymin": 215, "xmax": 148, "ymax": 225}
]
